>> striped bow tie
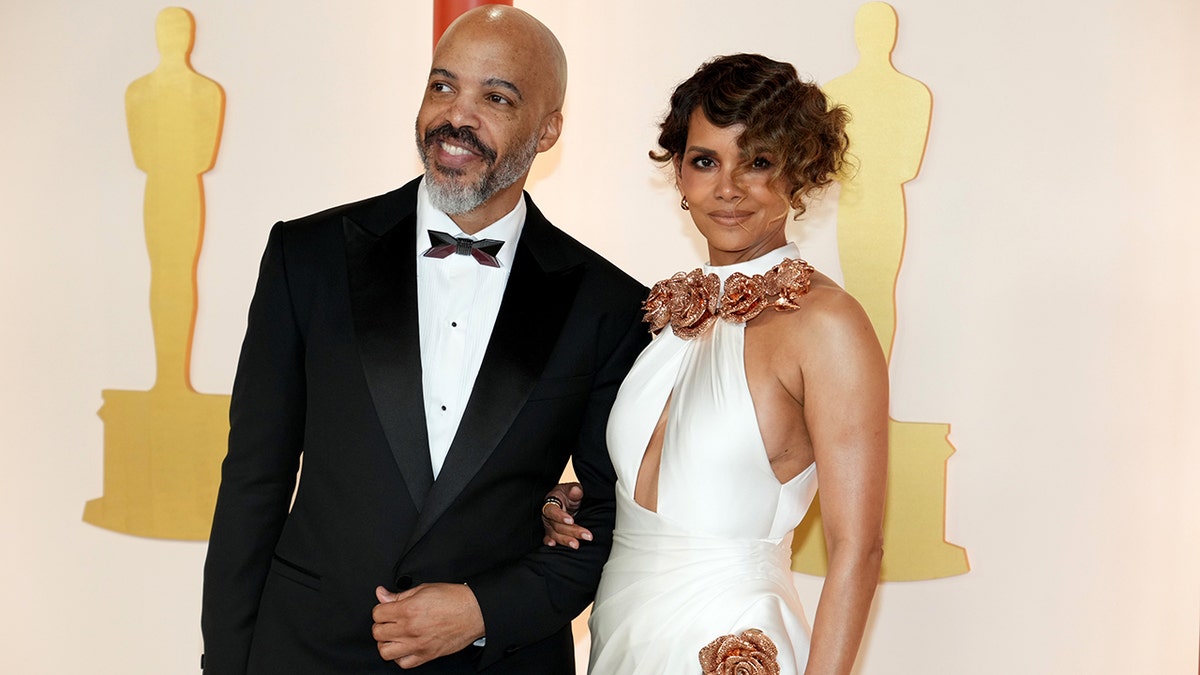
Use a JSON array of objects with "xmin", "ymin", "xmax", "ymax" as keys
[{"xmin": 421, "ymin": 230, "xmax": 504, "ymax": 268}]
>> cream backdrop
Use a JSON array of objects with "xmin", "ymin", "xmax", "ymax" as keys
[{"xmin": 1, "ymin": 1, "xmax": 1198, "ymax": 673}]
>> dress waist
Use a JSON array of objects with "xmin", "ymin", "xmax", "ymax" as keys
[
  {"xmin": 605, "ymin": 492, "xmax": 795, "ymax": 583},
  {"xmin": 590, "ymin": 494, "xmax": 810, "ymax": 674}
]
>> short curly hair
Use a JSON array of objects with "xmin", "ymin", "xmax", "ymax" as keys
[{"xmin": 652, "ymin": 53, "xmax": 849, "ymax": 218}]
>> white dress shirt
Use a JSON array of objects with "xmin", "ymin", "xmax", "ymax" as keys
[{"xmin": 415, "ymin": 181, "xmax": 526, "ymax": 479}]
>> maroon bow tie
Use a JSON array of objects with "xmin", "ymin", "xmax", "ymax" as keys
[{"xmin": 422, "ymin": 230, "xmax": 504, "ymax": 268}]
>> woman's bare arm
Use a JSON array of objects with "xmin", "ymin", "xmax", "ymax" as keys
[{"xmin": 795, "ymin": 290, "xmax": 888, "ymax": 675}]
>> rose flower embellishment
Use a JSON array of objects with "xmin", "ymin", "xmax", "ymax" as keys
[
  {"xmin": 761, "ymin": 258, "xmax": 813, "ymax": 311},
  {"xmin": 642, "ymin": 268, "xmax": 720, "ymax": 339},
  {"xmin": 698, "ymin": 628, "xmax": 780, "ymax": 675},
  {"xmin": 643, "ymin": 258, "xmax": 815, "ymax": 339},
  {"xmin": 719, "ymin": 272, "xmax": 769, "ymax": 323}
]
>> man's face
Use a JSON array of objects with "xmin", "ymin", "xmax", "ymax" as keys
[{"xmin": 415, "ymin": 29, "xmax": 550, "ymax": 215}]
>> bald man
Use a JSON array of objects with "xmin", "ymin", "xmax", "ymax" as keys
[{"xmin": 201, "ymin": 7, "xmax": 647, "ymax": 674}]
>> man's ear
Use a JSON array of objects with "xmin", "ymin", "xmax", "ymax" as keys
[{"xmin": 536, "ymin": 111, "xmax": 564, "ymax": 153}]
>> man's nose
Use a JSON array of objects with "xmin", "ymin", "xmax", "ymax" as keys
[{"xmin": 444, "ymin": 96, "xmax": 480, "ymax": 129}]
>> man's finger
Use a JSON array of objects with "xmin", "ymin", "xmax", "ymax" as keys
[
  {"xmin": 397, "ymin": 654, "xmax": 430, "ymax": 669},
  {"xmin": 378, "ymin": 638, "xmax": 417, "ymax": 662},
  {"xmin": 376, "ymin": 585, "xmax": 399, "ymax": 604}
]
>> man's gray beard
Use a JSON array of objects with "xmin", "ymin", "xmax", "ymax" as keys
[{"xmin": 420, "ymin": 133, "xmax": 539, "ymax": 215}]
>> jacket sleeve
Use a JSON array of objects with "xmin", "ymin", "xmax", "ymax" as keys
[
  {"xmin": 201, "ymin": 223, "xmax": 306, "ymax": 674},
  {"xmin": 467, "ymin": 298, "xmax": 649, "ymax": 669}
]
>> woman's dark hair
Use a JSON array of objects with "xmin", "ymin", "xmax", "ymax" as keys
[{"xmin": 652, "ymin": 53, "xmax": 850, "ymax": 217}]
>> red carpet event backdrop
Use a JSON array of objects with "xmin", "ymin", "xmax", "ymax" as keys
[{"xmin": 1, "ymin": 1, "xmax": 1197, "ymax": 673}]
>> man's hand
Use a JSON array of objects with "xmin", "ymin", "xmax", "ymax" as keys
[
  {"xmin": 541, "ymin": 482, "xmax": 592, "ymax": 549},
  {"xmin": 372, "ymin": 583, "xmax": 485, "ymax": 668}
]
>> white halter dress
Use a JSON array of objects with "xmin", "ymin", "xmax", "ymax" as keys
[{"xmin": 588, "ymin": 243, "xmax": 819, "ymax": 674}]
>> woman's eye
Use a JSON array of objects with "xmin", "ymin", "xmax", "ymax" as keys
[
  {"xmin": 690, "ymin": 156, "xmax": 716, "ymax": 169},
  {"xmin": 751, "ymin": 157, "xmax": 773, "ymax": 170}
]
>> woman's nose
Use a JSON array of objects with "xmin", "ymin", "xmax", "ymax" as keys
[{"xmin": 715, "ymin": 170, "xmax": 743, "ymax": 201}]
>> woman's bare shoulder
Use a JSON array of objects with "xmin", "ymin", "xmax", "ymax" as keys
[
  {"xmin": 763, "ymin": 266, "xmax": 888, "ymax": 403},
  {"xmin": 770, "ymin": 268, "xmax": 876, "ymax": 345}
]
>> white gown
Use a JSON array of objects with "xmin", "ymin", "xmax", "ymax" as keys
[{"xmin": 589, "ymin": 244, "xmax": 819, "ymax": 674}]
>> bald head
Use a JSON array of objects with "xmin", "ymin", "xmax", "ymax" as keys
[
  {"xmin": 416, "ymin": 6, "xmax": 568, "ymax": 228},
  {"xmin": 436, "ymin": 5, "xmax": 567, "ymax": 113}
]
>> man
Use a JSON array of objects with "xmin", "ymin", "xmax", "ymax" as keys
[{"xmin": 201, "ymin": 7, "xmax": 648, "ymax": 673}]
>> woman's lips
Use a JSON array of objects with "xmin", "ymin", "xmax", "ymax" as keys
[{"xmin": 707, "ymin": 210, "xmax": 753, "ymax": 226}]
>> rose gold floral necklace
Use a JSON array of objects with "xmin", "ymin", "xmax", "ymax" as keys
[{"xmin": 642, "ymin": 257, "xmax": 815, "ymax": 339}]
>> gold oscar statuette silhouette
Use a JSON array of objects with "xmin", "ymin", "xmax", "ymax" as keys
[
  {"xmin": 82, "ymin": 7, "xmax": 230, "ymax": 540},
  {"xmin": 791, "ymin": 1, "xmax": 969, "ymax": 581}
]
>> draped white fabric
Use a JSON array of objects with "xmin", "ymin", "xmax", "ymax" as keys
[{"xmin": 589, "ymin": 245, "xmax": 818, "ymax": 674}]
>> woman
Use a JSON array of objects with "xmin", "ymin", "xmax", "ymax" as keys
[{"xmin": 543, "ymin": 53, "xmax": 887, "ymax": 674}]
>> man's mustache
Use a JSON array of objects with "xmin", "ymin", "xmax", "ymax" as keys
[{"xmin": 423, "ymin": 123, "xmax": 497, "ymax": 164}]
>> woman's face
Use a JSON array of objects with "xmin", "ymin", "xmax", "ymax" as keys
[{"xmin": 677, "ymin": 112, "xmax": 791, "ymax": 266}]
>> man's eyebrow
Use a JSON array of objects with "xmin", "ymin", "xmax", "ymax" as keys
[
  {"xmin": 428, "ymin": 69, "xmax": 523, "ymax": 102},
  {"xmin": 483, "ymin": 77, "xmax": 523, "ymax": 102}
]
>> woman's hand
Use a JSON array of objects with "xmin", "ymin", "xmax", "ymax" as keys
[{"xmin": 541, "ymin": 482, "xmax": 592, "ymax": 548}]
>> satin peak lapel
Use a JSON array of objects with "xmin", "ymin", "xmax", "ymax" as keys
[{"xmin": 344, "ymin": 212, "xmax": 434, "ymax": 510}]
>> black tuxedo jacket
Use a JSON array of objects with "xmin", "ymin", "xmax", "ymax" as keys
[{"xmin": 202, "ymin": 178, "xmax": 648, "ymax": 674}]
